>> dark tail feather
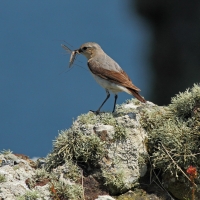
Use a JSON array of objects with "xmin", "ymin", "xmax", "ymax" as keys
[{"xmin": 129, "ymin": 89, "xmax": 146, "ymax": 103}]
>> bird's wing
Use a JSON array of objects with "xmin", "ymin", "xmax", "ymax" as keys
[{"xmin": 88, "ymin": 59, "xmax": 141, "ymax": 92}]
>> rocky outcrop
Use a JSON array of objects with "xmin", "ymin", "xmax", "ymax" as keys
[
  {"xmin": 0, "ymin": 152, "xmax": 50, "ymax": 199},
  {"xmin": 1, "ymin": 84, "xmax": 200, "ymax": 199},
  {"xmin": 44, "ymin": 99, "xmax": 152, "ymax": 197}
]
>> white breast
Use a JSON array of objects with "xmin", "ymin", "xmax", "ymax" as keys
[{"xmin": 91, "ymin": 73, "xmax": 132, "ymax": 95}]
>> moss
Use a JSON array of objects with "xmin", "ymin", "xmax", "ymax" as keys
[
  {"xmin": 140, "ymin": 84, "xmax": 200, "ymax": 179},
  {"xmin": 0, "ymin": 173, "xmax": 6, "ymax": 183}
]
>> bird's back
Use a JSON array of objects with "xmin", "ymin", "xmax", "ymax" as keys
[{"xmin": 91, "ymin": 52, "xmax": 123, "ymax": 73}]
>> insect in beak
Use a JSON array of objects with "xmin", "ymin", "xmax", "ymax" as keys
[{"xmin": 61, "ymin": 44, "xmax": 79, "ymax": 68}]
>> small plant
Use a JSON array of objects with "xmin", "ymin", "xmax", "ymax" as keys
[
  {"xmin": 0, "ymin": 149, "xmax": 13, "ymax": 155},
  {"xmin": 186, "ymin": 166, "xmax": 197, "ymax": 200},
  {"xmin": 49, "ymin": 180, "xmax": 83, "ymax": 200}
]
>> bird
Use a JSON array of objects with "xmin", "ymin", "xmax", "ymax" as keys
[{"xmin": 76, "ymin": 42, "xmax": 146, "ymax": 114}]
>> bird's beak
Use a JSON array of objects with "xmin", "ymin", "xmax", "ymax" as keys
[{"xmin": 76, "ymin": 48, "xmax": 82, "ymax": 54}]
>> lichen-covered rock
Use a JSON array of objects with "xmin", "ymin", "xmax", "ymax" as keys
[
  {"xmin": 95, "ymin": 195, "xmax": 116, "ymax": 200},
  {"xmin": 116, "ymin": 189, "xmax": 163, "ymax": 200},
  {"xmin": 140, "ymin": 84, "xmax": 200, "ymax": 199},
  {"xmin": 3, "ymin": 84, "xmax": 200, "ymax": 199},
  {"xmin": 0, "ymin": 151, "xmax": 50, "ymax": 200},
  {"xmin": 45, "ymin": 99, "xmax": 151, "ymax": 195}
]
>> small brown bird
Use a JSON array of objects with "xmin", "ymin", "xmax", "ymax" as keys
[{"xmin": 76, "ymin": 42, "xmax": 146, "ymax": 114}]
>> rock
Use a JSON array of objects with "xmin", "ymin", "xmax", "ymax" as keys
[
  {"xmin": 94, "ymin": 124, "xmax": 115, "ymax": 141},
  {"xmin": 45, "ymin": 99, "xmax": 151, "ymax": 195},
  {"xmin": 0, "ymin": 153, "xmax": 51, "ymax": 200},
  {"xmin": 0, "ymin": 97, "xmax": 179, "ymax": 199},
  {"xmin": 95, "ymin": 195, "xmax": 116, "ymax": 200}
]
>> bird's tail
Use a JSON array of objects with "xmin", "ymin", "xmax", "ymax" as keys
[{"xmin": 129, "ymin": 89, "xmax": 146, "ymax": 103}]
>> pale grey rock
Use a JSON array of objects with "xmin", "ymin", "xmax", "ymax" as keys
[
  {"xmin": 35, "ymin": 185, "xmax": 50, "ymax": 200},
  {"xmin": 123, "ymin": 103, "xmax": 138, "ymax": 110},
  {"xmin": 94, "ymin": 124, "xmax": 115, "ymax": 141},
  {"xmin": 0, "ymin": 165, "xmax": 31, "ymax": 199},
  {"xmin": 95, "ymin": 195, "xmax": 116, "ymax": 200},
  {"xmin": 0, "ymin": 154, "xmax": 50, "ymax": 200},
  {"xmin": 100, "ymin": 113, "xmax": 148, "ymax": 192}
]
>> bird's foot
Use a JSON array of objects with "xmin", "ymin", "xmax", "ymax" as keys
[{"xmin": 90, "ymin": 110, "xmax": 104, "ymax": 115}]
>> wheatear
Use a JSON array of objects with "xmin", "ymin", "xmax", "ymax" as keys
[{"xmin": 70, "ymin": 42, "xmax": 146, "ymax": 114}]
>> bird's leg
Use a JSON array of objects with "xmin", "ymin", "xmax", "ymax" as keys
[
  {"xmin": 112, "ymin": 94, "xmax": 118, "ymax": 113},
  {"xmin": 90, "ymin": 90, "xmax": 110, "ymax": 115}
]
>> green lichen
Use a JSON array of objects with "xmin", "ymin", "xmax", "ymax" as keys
[
  {"xmin": 45, "ymin": 127, "xmax": 106, "ymax": 170},
  {"xmin": 44, "ymin": 98, "xmax": 141, "ymax": 197},
  {"xmin": 51, "ymin": 160, "xmax": 81, "ymax": 182},
  {"xmin": 100, "ymin": 113, "xmax": 127, "ymax": 140},
  {"xmin": 78, "ymin": 112, "xmax": 127, "ymax": 140},
  {"xmin": 116, "ymin": 189, "xmax": 161, "ymax": 200},
  {"xmin": 126, "ymin": 98, "xmax": 142, "ymax": 105},
  {"xmin": 45, "ymin": 110, "xmax": 130, "ymax": 171},
  {"xmin": 13, "ymin": 165, "xmax": 20, "ymax": 170},
  {"xmin": 0, "ymin": 149, "xmax": 13, "ymax": 155},
  {"xmin": 50, "ymin": 180, "xmax": 83, "ymax": 200},
  {"xmin": 115, "ymin": 98, "xmax": 141, "ymax": 116},
  {"xmin": 34, "ymin": 168, "xmax": 50, "ymax": 181},
  {"xmin": 17, "ymin": 191, "xmax": 40, "ymax": 200},
  {"xmin": 102, "ymin": 168, "xmax": 127, "ymax": 194},
  {"xmin": 140, "ymin": 84, "xmax": 200, "ymax": 178},
  {"xmin": 169, "ymin": 84, "xmax": 200, "ymax": 118},
  {"xmin": 78, "ymin": 112, "xmax": 97, "ymax": 124}
]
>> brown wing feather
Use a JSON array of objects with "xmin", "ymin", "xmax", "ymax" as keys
[{"xmin": 88, "ymin": 60, "xmax": 141, "ymax": 92}]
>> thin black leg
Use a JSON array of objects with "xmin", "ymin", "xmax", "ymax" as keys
[
  {"xmin": 91, "ymin": 90, "xmax": 110, "ymax": 114},
  {"xmin": 97, "ymin": 90, "xmax": 110, "ymax": 113},
  {"xmin": 112, "ymin": 94, "xmax": 118, "ymax": 113}
]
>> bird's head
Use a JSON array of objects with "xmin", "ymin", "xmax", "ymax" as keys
[{"xmin": 76, "ymin": 42, "xmax": 103, "ymax": 59}]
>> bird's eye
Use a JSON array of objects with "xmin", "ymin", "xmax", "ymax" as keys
[{"xmin": 82, "ymin": 47, "xmax": 87, "ymax": 50}]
